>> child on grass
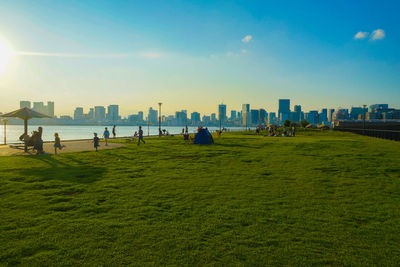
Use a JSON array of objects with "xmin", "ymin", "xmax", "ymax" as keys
[
  {"xmin": 93, "ymin": 133, "xmax": 100, "ymax": 152},
  {"xmin": 54, "ymin": 133, "xmax": 65, "ymax": 155}
]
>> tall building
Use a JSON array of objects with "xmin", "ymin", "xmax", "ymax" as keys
[
  {"xmin": 327, "ymin": 109, "xmax": 335, "ymax": 122},
  {"xmin": 148, "ymin": 107, "xmax": 158, "ymax": 125},
  {"xmin": 218, "ymin": 104, "xmax": 227, "ymax": 122},
  {"xmin": 20, "ymin": 101, "xmax": 31, "ymax": 109},
  {"xmin": 269, "ymin": 112, "xmax": 277, "ymax": 124},
  {"xmin": 107, "ymin": 105, "xmax": 119, "ymax": 122},
  {"xmin": 320, "ymin": 108, "xmax": 328, "ymax": 123},
  {"xmin": 278, "ymin": 99, "xmax": 290, "ymax": 122},
  {"xmin": 211, "ymin": 113, "xmax": 217, "ymax": 122},
  {"xmin": 369, "ymin": 104, "xmax": 388, "ymax": 112},
  {"xmin": 350, "ymin": 107, "xmax": 366, "ymax": 120},
  {"xmin": 306, "ymin": 111, "xmax": 319, "ymax": 125},
  {"xmin": 46, "ymin": 101, "xmax": 55, "ymax": 117},
  {"xmin": 293, "ymin": 105, "xmax": 302, "ymax": 122},
  {"xmin": 250, "ymin": 110, "xmax": 259, "ymax": 125},
  {"xmin": 87, "ymin": 108, "xmax": 94, "ymax": 120},
  {"xmin": 33, "ymin": 102, "xmax": 44, "ymax": 113},
  {"xmin": 138, "ymin": 111, "xmax": 144, "ymax": 123},
  {"xmin": 259, "ymin": 109, "xmax": 267, "ymax": 124},
  {"xmin": 175, "ymin": 111, "xmax": 187, "ymax": 125},
  {"xmin": 190, "ymin": 112, "xmax": 201, "ymax": 125},
  {"xmin": 94, "ymin": 106, "xmax": 106, "ymax": 121},
  {"xmin": 74, "ymin": 107, "xmax": 84, "ymax": 120},
  {"xmin": 230, "ymin": 110, "xmax": 237, "ymax": 120},
  {"xmin": 242, "ymin": 104, "xmax": 250, "ymax": 126}
]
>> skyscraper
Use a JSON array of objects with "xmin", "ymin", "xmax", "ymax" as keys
[
  {"xmin": 250, "ymin": 109, "xmax": 260, "ymax": 125},
  {"xmin": 46, "ymin": 101, "xmax": 55, "ymax": 117},
  {"xmin": 33, "ymin": 102, "xmax": 44, "ymax": 113},
  {"xmin": 107, "ymin": 105, "xmax": 119, "ymax": 122},
  {"xmin": 74, "ymin": 107, "xmax": 84, "ymax": 120},
  {"xmin": 20, "ymin": 101, "xmax": 31, "ymax": 109},
  {"xmin": 148, "ymin": 107, "xmax": 158, "ymax": 125},
  {"xmin": 94, "ymin": 106, "xmax": 106, "ymax": 121},
  {"xmin": 190, "ymin": 112, "xmax": 200, "ymax": 125},
  {"xmin": 218, "ymin": 104, "xmax": 227, "ymax": 123},
  {"xmin": 327, "ymin": 109, "xmax": 335, "ymax": 122},
  {"xmin": 242, "ymin": 104, "xmax": 250, "ymax": 126},
  {"xmin": 259, "ymin": 109, "xmax": 267, "ymax": 124},
  {"xmin": 278, "ymin": 99, "xmax": 290, "ymax": 122},
  {"xmin": 230, "ymin": 110, "xmax": 237, "ymax": 120}
]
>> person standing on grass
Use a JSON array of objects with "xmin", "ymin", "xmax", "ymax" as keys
[
  {"xmin": 103, "ymin": 127, "xmax": 110, "ymax": 146},
  {"xmin": 93, "ymin": 133, "xmax": 100, "ymax": 152},
  {"xmin": 112, "ymin": 125, "xmax": 116, "ymax": 139},
  {"xmin": 138, "ymin": 126, "xmax": 145, "ymax": 145},
  {"xmin": 54, "ymin": 133, "xmax": 65, "ymax": 155}
]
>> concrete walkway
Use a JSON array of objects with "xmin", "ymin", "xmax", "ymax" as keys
[{"xmin": 0, "ymin": 140, "xmax": 124, "ymax": 156}]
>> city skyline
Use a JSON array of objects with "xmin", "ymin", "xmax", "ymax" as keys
[
  {"xmin": 0, "ymin": 1, "xmax": 399, "ymax": 115},
  {"xmin": 4, "ymin": 99, "xmax": 398, "ymax": 127}
]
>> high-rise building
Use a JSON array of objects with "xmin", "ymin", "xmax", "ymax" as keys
[
  {"xmin": 259, "ymin": 109, "xmax": 267, "ymax": 124},
  {"xmin": 190, "ymin": 112, "xmax": 201, "ymax": 125},
  {"xmin": 350, "ymin": 107, "xmax": 366, "ymax": 120},
  {"xmin": 242, "ymin": 104, "xmax": 250, "ymax": 126},
  {"xmin": 87, "ymin": 108, "xmax": 94, "ymax": 120},
  {"xmin": 138, "ymin": 111, "xmax": 144, "ymax": 123},
  {"xmin": 74, "ymin": 107, "xmax": 84, "ymax": 120},
  {"xmin": 94, "ymin": 106, "xmax": 106, "ymax": 121},
  {"xmin": 250, "ymin": 109, "xmax": 259, "ymax": 125},
  {"xmin": 278, "ymin": 99, "xmax": 290, "ymax": 122},
  {"xmin": 230, "ymin": 110, "xmax": 237, "ymax": 120},
  {"xmin": 46, "ymin": 101, "xmax": 55, "ymax": 117},
  {"xmin": 269, "ymin": 112, "xmax": 277, "ymax": 124},
  {"xmin": 320, "ymin": 108, "xmax": 328, "ymax": 123},
  {"xmin": 369, "ymin": 104, "xmax": 388, "ymax": 112},
  {"xmin": 218, "ymin": 104, "xmax": 227, "ymax": 122},
  {"xmin": 20, "ymin": 101, "xmax": 31, "ymax": 109},
  {"xmin": 211, "ymin": 113, "xmax": 217, "ymax": 122},
  {"xmin": 107, "ymin": 105, "xmax": 119, "ymax": 122},
  {"xmin": 33, "ymin": 102, "xmax": 44, "ymax": 114},
  {"xmin": 327, "ymin": 109, "xmax": 335, "ymax": 122},
  {"xmin": 306, "ymin": 111, "xmax": 319, "ymax": 125},
  {"xmin": 293, "ymin": 105, "xmax": 302, "ymax": 122},
  {"xmin": 175, "ymin": 111, "xmax": 187, "ymax": 125},
  {"xmin": 148, "ymin": 107, "xmax": 158, "ymax": 125}
]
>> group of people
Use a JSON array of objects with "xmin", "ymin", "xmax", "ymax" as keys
[
  {"xmin": 262, "ymin": 125, "xmax": 296, "ymax": 137},
  {"xmin": 19, "ymin": 126, "xmax": 65, "ymax": 155}
]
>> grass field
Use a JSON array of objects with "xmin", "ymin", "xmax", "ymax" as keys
[{"xmin": 0, "ymin": 130, "xmax": 399, "ymax": 266}]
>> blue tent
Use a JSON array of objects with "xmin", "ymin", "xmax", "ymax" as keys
[{"xmin": 193, "ymin": 129, "xmax": 214, "ymax": 144}]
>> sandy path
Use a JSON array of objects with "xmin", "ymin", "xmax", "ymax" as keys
[{"xmin": 0, "ymin": 140, "xmax": 124, "ymax": 156}]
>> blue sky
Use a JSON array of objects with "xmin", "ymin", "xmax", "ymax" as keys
[{"xmin": 0, "ymin": 0, "xmax": 399, "ymax": 116}]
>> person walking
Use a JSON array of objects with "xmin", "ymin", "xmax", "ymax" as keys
[
  {"xmin": 103, "ymin": 127, "xmax": 110, "ymax": 146},
  {"xmin": 54, "ymin": 133, "xmax": 65, "ymax": 155},
  {"xmin": 112, "ymin": 125, "xmax": 116, "ymax": 139},
  {"xmin": 138, "ymin": 126, "xmax": 145, "ymax": 145},
  {"xmin": 93, "ymin": 133, "xmax": 100, "ymax": 152},
  {"xmin": 33, "ymin": 126, "xmax": 44, "ymax": 154}
]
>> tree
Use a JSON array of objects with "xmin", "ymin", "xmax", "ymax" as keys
[
  {"xmin": 283, "ymin": 120, "xmax": 291, "ymax": 127},
  {"xmin": 301, "ymin": 119, "xmax": 309, "ymax": 128}
]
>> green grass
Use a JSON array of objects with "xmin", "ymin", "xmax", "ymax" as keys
[{"xmin": 0, "ymin": 130, "xmax": 399, "ymax": 266}]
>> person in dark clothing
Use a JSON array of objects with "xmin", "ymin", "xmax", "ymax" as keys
[
  {"xmin": 93, "ymin": 133, "xmax": 100, "ymax": 152},
  {"xmin": 112, "ymin": 125, "xmax": 116, "ymax": 138},
  {"xmin": 33, "ymin": 127, "xmax": 44, "ymax": 154},
  {"xmin": 138, "ymin": 126, "xmax": 145, "ymax": 145}
]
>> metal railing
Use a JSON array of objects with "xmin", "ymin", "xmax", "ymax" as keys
[{"xmin": 335, "ymin": 128, "xmax": 400, "ymax": 141}]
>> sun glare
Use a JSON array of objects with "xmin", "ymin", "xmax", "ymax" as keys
[{"xmin": 0, "ymin": 38, "xmax": 12, "ymax": 73}]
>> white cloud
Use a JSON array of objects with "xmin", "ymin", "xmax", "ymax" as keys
[
  {"xmin": 140, "ymin": 52, "xmax": 162, "ymax": 58},
  {"xmin": 370, "ymin": 29, "xmax": 385, "ymax": 40},
  {"xmin": 354, "ymin": 31, "xmax": 369, "ymax": 39},
  {"xmin": 241, "ymin": 49, "xmax": 247, "ymax": 54},
  {"xmin": 242, "ymin": 35, "xmax": 252, "ymax": 43}
]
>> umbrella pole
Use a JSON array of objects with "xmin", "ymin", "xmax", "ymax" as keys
[{"xmin": 24, "ymin": 119, "xmax": 28, "ymax": 152}]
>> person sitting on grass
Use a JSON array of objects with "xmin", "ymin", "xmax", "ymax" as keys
[
  {"xmin": 93, "ymin": 133, "xmax": 100, "ymax": 152},
  {"xmin": 54, "ymin": 133, "xmax": 65, "ymax": 155},
  {"xmin": 138, "ymin": 126, "xmax": 145, "ymax": 145},
  {"xmin": 103, "ymin": 127, "xmax": 110, "ymax": 146}
]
